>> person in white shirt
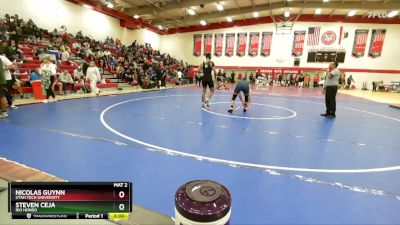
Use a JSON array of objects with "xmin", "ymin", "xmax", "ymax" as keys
[
  {"xmin": 0, "ymin": 54, "xmax": 19, "ymax": 109},
  {"xmin": 86, "ymin": 61, "xmax": 101, "ymax": 96},
  {"xmin": 73, "ymin": 66, "xmax": 84, "ymax": 82},
  {"xmin": 0, "ymin": 55, "xmax": 17, "ymax": 118},
  {"xmin": 97, "ymin": 50, "xmax": 104, "ymax": 58},
  {"xmin": 40, "ymin": 56, "xmax": 60, "ymax": 102},
  {"xmin": 61, "ymin": 50, "xmax": 70, "ymax": 62},
  {"xmin": 85, "ymin": 48, "xmax": 93, "ymax": 57},
  {"xmin": 104, "ymin": 50, "xmax": 111, "ymax": 57},
  {"xmin": 59, "ymin": 70, "xmax": 75, "ymax": 95},
  {"xmin": 177, "ymin": 70, "xmax": 182, "ymax": 82},
  {"xmin": 72, "ymin": 42, "xmax": 81, "ymax": 49}
]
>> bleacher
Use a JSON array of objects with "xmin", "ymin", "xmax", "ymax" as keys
[{"xmin": 12, "ymin": 39, "xmax": 118, "ymax": 95}]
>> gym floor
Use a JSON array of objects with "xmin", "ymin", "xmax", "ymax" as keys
[{"xmin": 1, "ymin": 86, "xmax": 399, "ymax": 224}]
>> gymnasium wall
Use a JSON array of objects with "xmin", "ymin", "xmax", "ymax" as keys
[
  {"xmin": 161, "ymin": 22, "xmax": 400, "ymax": 89},
  {"xmin": 0, "ymin": 0, "xmax": 161, "ymax": 48}
]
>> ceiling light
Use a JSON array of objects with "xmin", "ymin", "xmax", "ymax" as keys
[
  {"xmin": 347, "ymin": 10, "xmax": 356, "ymax": 17},
  {"xmin": 323, "ymin": 0, "xmax": 330, "ymax": 2},
  {"xmin": 200, "ymin": 20, "xmax": 207, "ymax": 26},
  {"xmin": 253, "ymin": 12, "xmax": 259, "ymax": 17},
  {"xmin": 388, "ymin": 10, "xmax": 399, "ymax": 18},
  {"xmin": 83, "ymin": 4, "xmax": 92, "ymax": 9},
  {"xmin": 133, "ymin": 14, "xmax": 139, "ymax": 19},
  {"xmin": 284, "ymin": 9, "xmax": 290, "ymax": 18},
  {"xmin": 315, "ymin": 8, "xmax": 321, "ymax": 15},
  {"xmin": 107, "ymin": 2, "xmax": 113, "ymax": 8},
  {"xmin": 187, "ymin": 8, "xmax": 196, "ymax": 16},
  {"xmin": 226, "ymin": 16, "xmax": 232, "ymax": 22},
  {"xmin": 217, "ymin": 3, "xmax": 224, "ymax": 11}
]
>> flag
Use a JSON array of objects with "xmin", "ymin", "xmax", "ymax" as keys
[
  {"xmin": 307, "ymin": 27, "xmax": 320, "ymax": 46},
  {"xmin": 338, "ymin": 26, "xmax": 348, "ymax": 45}
]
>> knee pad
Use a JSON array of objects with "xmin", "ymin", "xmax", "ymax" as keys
[{"xmin": 232, "ymin": 94, "xmax": 238, "ymax": 101}]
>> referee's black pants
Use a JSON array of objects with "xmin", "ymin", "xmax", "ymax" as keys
[
  {"xmin": 325, "ymin": 85, "xmax": 338, "ymax": 115},
  {"xmin": 5, "ymin": 80, "xmax": 13, "ymax": 107}
]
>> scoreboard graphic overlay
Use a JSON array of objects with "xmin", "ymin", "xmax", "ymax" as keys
[{"xmin": 8, "ymin": 182, "xmax": 132, "ymax": 220}]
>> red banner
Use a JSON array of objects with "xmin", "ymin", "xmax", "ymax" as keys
[
  {"xmin": 225, "ymin": 33, "xmax": 235, "ymax": 57},
  {"xmin": 352, "ymin": 29, "xmax": 368, "ymax": 58},
  {"xmin": 369, "ymin": 29, "xmax": 386, "ymax": 58},
  {"xmin": 193, "ymin": 34, "xmax": 202, "ymax": 56},
  {"xmin": 248, "ymin": 32, "xmax": 260, "ymax": 56},
  {"xmin": 204, "ymin": 34, "xmax": 212, "ymax": 55},
  {"xmin": 292, "ymin": 31, "xmax": 306, "ymax": 56},
  {"xmin": 261, "ymin": 32, "xmax": 273, "ymax": 56},
  {"xmin": 214, "ymin": 33, "xmax": 223, "ymax": 57},
  {"xmin": 236, "ymin": 33, "xmax": 247, "ymax": 57}
]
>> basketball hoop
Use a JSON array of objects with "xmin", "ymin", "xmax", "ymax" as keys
[{"xmin": 275, "ymin": 22, "xmax": 293, "ymax": 35}]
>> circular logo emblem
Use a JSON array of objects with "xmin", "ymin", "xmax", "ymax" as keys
[
  {"xmin": 200, "ymin": 186, "xmax": 216, "ymax": 197},
  {"xmin": 321, "ymin": 31, "xmax": 337, "ymax": 45}
]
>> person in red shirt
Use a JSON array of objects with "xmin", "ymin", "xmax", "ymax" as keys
[
  {"xmin": 313, "ymin": 74, "xmax": 320, "ymax": 88},
  {"xmin": 188, "ymin": 67, "xmax": 195, "ymax": 84},
  {"xmin": 304, "ymin": 74, "xmax": 310, "ymax": 88}
]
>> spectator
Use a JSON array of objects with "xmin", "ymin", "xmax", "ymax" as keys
[
  {"xmin": 59, "ymin": 70, "xmax": 75, "ymax": 94},
  {"xmin": 347, "ymin": 75, "xmax": 355, "ymax": 89},
  {"xmin": 372, "ymin": 81, "xmax": 377, "ymax": 92},
  {"xmin": 231, "ymin": 71, "xmax": 235, "ymax": 83},
  {"xmin": 313, "ymin": 74, "xmax": 320, "ymax": 88},
  {"xmin": 188, "ymin": 67, "xmax": 195, "ymax": 84},
  {"xmin": 177, "ymin": 70, "xmax": 182, "ymax": 83},
  {"xmin": 61, "ymin": 48, "xmax": 70, "ymax": 63},
  {"xmin": 40, "ymin": 56, "xmax": 58, "ymax": 102},
  {"xmin": 0, "ymin": 54, "xmax": 19, "ymax": 109},
  {"xmin": 86, "ymin": 61, "xmax": 101, "ymax": 96},
  {"xmin": 1, "ymin": 54, "xmax": 17, "ymax": 117},
  {"xmin": 304, "ymin": 74, "xmax": 310, "ymax": 88},
  {"xmin": 298, "ymin": 72, "xmax": 305, "ymax": 88},
  {"xmin": 29, "ymin": 69, "xmax": 41, "ymax": 82},
  {"xmin": 73, "ymin": 66, "xmax": 84, "ymax": 82}
]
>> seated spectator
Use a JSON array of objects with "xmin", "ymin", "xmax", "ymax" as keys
[
  {"xmin": 59, "ymin": 70, "xmax": 75, "ymax": 94},
  {"xmin": 29, "ymin": 69, "xmax": 41, "ymax": 82},
  {"xmin": 73, "ymin": 66, "xmax": 84, "ymax": 82},
  {"xmin": 72, "ymin": 42, "xmax": 81, "ymax": 49},
  {"xmin": 61, "ymin": 48, "xmax": 70, "ymax": 63}
]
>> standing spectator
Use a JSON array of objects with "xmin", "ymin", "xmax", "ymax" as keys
[
  {"xmin": 188, "ymin": 67, "xmax": 195, "ymax": 84},
  {"xmin": 372, "ymin": 81, "xmax": 377, "ymax": 92},
  {"xmin": 313, "ymin": 74, "xmax": 320, "ymax": 88},
  {"xmin": 319, "ymin": 77, "xmax": 325, "ymax": 88},
  {"xmin": 298, "ymin": 72, "xmax": 305, "ymax": 88},
  {"xmin": 59, "ymin": 70, "xmax": 75, "ymax": 94},
  {"xmin": 0, "ymin": 54, "xmax": 16, "ymax": 118},
  {"xmin": 339, "ymin": 74, "xmax": 346, "ymax": 89},
  {"xmin": 198, "ymin": 71, "xmax": 203, "ymax": 87},
  {"xmin": 86, "ymin": 61, "xmax": 101, "ymax": 96},
  {"xmin": 231, "ymin": 71, "xmax": 236, "ymax": 83},
  {"xmin": 0, "ymin": 54, "xmax": 18, "ymax": 109},
  {"xmin": 177, "ymin": 70, "xmax": 182, "ymax": 84},
  {"xmin": 347, "ymin": 75, "xmax": 355, "ymax": 89},
  {"xmin": 304, "ymin": 74, "xmax": 310, "ymax": 88},
  {"xmin": 40, "ymin": 56, "xmax": 58, "ymax": 102}
]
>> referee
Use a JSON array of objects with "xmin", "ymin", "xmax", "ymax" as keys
[{"xmin": 321, "ymin": 62, "xmax": 340, "ymax": 118}]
